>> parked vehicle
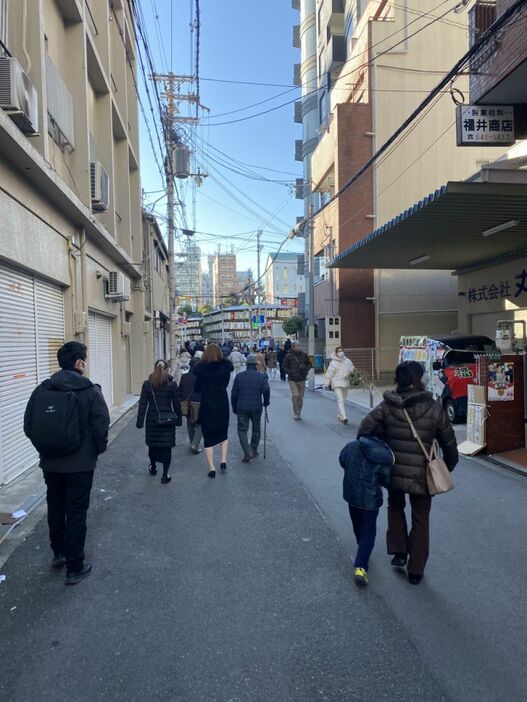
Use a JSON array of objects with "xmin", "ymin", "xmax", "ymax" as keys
[{"xmin": 399, "ymin": 335, "xmax": 497, "ymax": 423}]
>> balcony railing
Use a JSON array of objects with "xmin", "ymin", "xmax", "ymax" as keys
[{"xmin": 469, "ymin": 0, "xmax": 497, "ymax": 47}]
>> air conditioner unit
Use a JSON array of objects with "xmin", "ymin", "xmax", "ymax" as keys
[
  {"xmin": 90, "ymin": 161, "xmax": 109, "ymax": 212},
  {"xmin": 0, "ymin": 57, "xmax": 39, "ymax": 134},
  {"xmin": 105, "ymin": 271, "xmax": 130, "ymax": 301}
]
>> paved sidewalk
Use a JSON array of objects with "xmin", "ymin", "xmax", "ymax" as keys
[{"xmin": 0, "ymin": 414, "xmax": 447, "ymax": 702}]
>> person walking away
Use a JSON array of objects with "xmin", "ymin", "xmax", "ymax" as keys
[
  {"xmin": 178, "ymin": 359, "xmax": 202, "ymax": 454},
  {"xmin": 277, "ymin": 344, "xmax": 287, "ymax": 382},
  {"xmin": 324, "ymin": 347, "xmax": 355, "ymax": 423},
  {"xmin": 254, "ymin": 348, "xmax": 267, "ymax": 374},
  {"xmin": 339, "ymin": 436, "xmax": 394, "ymax": 586},
  {"xmin": 357, "ymin": 361, "xmax": 458, "ymax": 584},
  {"xmin": 231, "ymin": 355, "xmax": 270, "ymax": 462},
  {"xmin": 267, "ymin": 348, "xmax": 278, "ymax": 380},
  {"xmin": 284, "ymin": 338, "xmax": 292, "ymax": 352},
  {"xmin": 136, "ymin": 360, "xmax": 182, "ymax": 485},
  {"xmin": 193, "ymin": 344, "xmax": 234, "ymax": 477},
  {"xmin": 283, "ymin": 340, "xmax": 310, "ymax": 420},
  {"xmin": 24, "ymin": 341, "xmax": 110, "ymax": 585},
  {"xmin": 229, "ymin": 346, "xmax": 246, "ymax": 375}
]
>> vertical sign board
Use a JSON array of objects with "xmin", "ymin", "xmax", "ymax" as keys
[
  {"xmin": 482, "ymin": 355, "xmax": 525, "ymax": 454},
  {"xmin": 456, "ymin": 105, "xmax": 515, "ymax": 146}
]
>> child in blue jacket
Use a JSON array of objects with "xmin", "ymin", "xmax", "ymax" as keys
[{"xmin": 339, "ymin": 436, "xmax": 394, "ymax": 586}]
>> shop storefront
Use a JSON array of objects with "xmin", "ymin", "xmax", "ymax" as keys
[{"xmin": 0, "ymin": 262, "xmax": 64, "ymax": 484}]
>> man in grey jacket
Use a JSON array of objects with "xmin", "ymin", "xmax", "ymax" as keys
[
  {"xmin": 231, "ymin": 355, "xmax": 270, "ymax": 462},
  {"xmin": 24, "ymin": 341, "xmax": 110, "ymax": 585}
]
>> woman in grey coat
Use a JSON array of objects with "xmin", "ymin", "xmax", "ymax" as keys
[{"xmin": 358, "ymin": 361, "xmax": 458, "ymax": 584}]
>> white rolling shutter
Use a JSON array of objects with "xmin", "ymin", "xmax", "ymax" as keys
[
  {"xmin": 88, "ymin": 311, "xmax": 113, "ymax": 406},
  {"xmin": 35, "ymin": 279, "xmax": 64, "ymax": 383},
  {"xmin": 0, "ymin": 266, "xmax": 38, "ymax": 484},
  {"xmin": 0, "ymin": 265, "xmax": 64, "ymax": 485}
]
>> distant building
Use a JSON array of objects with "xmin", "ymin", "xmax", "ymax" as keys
[
  {"xmin": 264, "ymin": 253, "xmax": 304, "ymax": 306},
  {"xmin": 201, "ymin": 272, "xmax": 212, "ymax": 304},
  {"xmin": 175, "ymin": 244, "xmax": 202, "ymax": 309},
  {"xmin": 236, "ymin": 269, "xmax": 252, "ymax": 299},
  {"xmin": 211, "ymin": 253, "xmax": 237, "ymax": 306},
  {"xmin": 202, "ymin": 304, "xmax": 293, "ymax": 343},
  {"xmin": 142, "ymin": 211, "xmax": 169, "ymax": 363}
]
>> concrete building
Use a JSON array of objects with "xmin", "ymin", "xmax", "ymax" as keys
[
  {"xmin": 303, "ymin": 0, "xmax": 505, "ymax": 364},
  {"xmin": 0, "ymin": 1, "xmax": 148, "ymax": 484},
  {"xmin": 201, "ymin": 272, "xmax": 211, "ymax": 305},
  {"xmin": 142, "ymin": 211, "xmax": 169, "ymax": 363},
  {"xmin": 202, "ymin": 305, "xmax": 293, "ymax": 343},
  {"xmin": 175, "ymin": 243, "xmax": 201, "ymax": 309},
  {"xmin": 264, "ymin": 252, "xmax": 304, "ymax": 306},
  {"xmin": 211, "ymin": 253, "xmax": 237, "ymax": 307}
]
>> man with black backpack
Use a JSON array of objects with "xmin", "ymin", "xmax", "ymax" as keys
[{"xmin": 24, "ymin": 341, "xmax": 110, "ymax": 585}]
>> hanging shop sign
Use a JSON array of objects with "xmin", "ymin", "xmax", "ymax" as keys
[
  {"xmin": 456, "ymin": 105, "xmax": 515, "ymax": 146},
  {"xmin": 487, "ymin": 361, "xmax": 514, "ymax": 401}
]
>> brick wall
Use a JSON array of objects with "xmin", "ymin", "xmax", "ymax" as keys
[
  {"xmin": 335, "ymin": 102, "xmax": 375, "ymax": 348},
  {"xmin": 470, "ymin": 0, "xmax": 527, "ymax": 104}
]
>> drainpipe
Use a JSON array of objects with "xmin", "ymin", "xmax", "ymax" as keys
[{"xmin": 80, "ymin": 226, "xmax": 89, "ymax": 349}]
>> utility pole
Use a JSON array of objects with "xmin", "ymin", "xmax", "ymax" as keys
[
  {"xmin": 151, "ymin": 72, "xmax": 203, "ymax": 366},
  {"xmin": 256, "ymin": 229, "xmax": 262, "ymax": 344},
  {"xmin": 307, "ymin": 206, "xmax": 315, "ymax": 391}
]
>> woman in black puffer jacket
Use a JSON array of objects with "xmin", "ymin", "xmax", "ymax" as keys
[
  {"xmin": 358, "ymin": 361, "xmax": 458, "ymax": 584},
  {"xmin": 136, "ymin": 360, "xmax": 181, "ymax": 484}
]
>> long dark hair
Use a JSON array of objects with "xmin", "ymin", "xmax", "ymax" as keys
[
  {"xmin": 201, "ymin": 343, "xmax": 223, "ymax": 363},
  {"xmin": 149, "ymin": 359, "xmax": 170, "ymax": 387},
  {"xmin": 394, "ymin": 361, "xmax": 425, "ymax": 394}
]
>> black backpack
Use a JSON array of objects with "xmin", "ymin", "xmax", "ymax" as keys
[{"xmin": 28, "ymin": 381, "xmax": 84, "ymax": 457}]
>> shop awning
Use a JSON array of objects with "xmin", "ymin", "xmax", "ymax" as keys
[{"xmin": 332, "ymin": 181, "xmax": 527, "ymax": 273}]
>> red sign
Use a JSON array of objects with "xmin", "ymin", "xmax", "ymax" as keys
[
  {"xmin": 281, "ymin": 297, "xmax": 298, "ymax": 308},
  {"xmin": 443, "ymin": 365, "xmax": 476, "ymax": 400}
]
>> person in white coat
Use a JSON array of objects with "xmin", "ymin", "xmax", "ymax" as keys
[
  {"xmin": 324, "ymin": 347, "xmax": 355, "ymax": 423},
  {"xmin": 229, "ymin": 346, "xmax": 246, "ymax": 375}
]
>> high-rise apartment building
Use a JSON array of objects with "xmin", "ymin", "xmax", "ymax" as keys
[
  {"xmin": 295, "ymin": 0, "xmax": 506, "ymax": 363},
  {"xmin": 175, "ymin": 243, "xmax": 202, "ymax": 309},
  {"xmin": 211, "ymin": 253, "xmax": 237, "ymax": 306},
  {"xmin": 0, "ymin": 1, "xmax": 148, "ymax": 484}
]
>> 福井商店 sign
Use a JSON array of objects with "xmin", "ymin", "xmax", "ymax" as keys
[{"xmin": 456, "ymin": 105, "xmax": 515, "ymax": 146}]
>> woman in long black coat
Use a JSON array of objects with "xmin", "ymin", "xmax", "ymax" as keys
[
  {"xmin": 192, "ymin": 344, "xmax": 234, "ymax": 478},
  {"xmin": 136, "ymin": 360, "xmax": 181, "ymax": 484}
]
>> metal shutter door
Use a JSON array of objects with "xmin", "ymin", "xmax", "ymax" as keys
[
  {"xmin": 0, "ymin": 265, "xmax": 38, "ymax": 484},
  {"xmin": 88, "ymin": 311, "xmax": 113, "ymax": 406},
  {"xmin": 35, "ymin": 279, "xmax": 64, "ymax": 383}
]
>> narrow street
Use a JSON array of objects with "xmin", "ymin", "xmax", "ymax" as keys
[{"xmin": 1, "ymin": 380, "xmax": 526, "ymax": 701}]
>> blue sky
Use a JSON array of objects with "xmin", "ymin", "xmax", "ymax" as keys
[{"xmin": 138, "ymin": 0, "xmax": 305, "ymax": 275}]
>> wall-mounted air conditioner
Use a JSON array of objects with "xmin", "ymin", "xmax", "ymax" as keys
[
  {"xmin": 90, "ymin": 161, "xmax": 109, "ymax": 212},
  {"xmin": 105, "ymin": 271, "xmax": 130, "ymax": 301},
  {"xmin": 0, "ymin": 57, "xmax": 39, "ymax": 134}
]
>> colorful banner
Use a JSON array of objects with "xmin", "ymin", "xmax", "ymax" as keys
[{"xmin": 488, "ymin": 362, "xmax": 514, "ymax": 401}]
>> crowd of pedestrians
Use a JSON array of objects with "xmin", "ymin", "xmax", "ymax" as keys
[{"xmin": 23, "ymin": 336, "xmax": 458, "ymax": 591}]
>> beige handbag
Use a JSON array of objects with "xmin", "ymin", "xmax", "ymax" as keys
[{"xmin": 403, "ymin": 409, "xmax": 454, "ymax": 496}]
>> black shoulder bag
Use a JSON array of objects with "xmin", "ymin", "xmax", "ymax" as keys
[{"xmin": 150, "ymin": 383, "xmax": 178, "ymax": 427}]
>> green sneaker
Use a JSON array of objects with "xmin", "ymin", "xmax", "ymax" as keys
[{"xmin": 354, "ymin": 567, "xmax": 368, "ymax": 587}]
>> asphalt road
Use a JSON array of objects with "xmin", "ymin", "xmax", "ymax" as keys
[{"xmin": 0, "ymin": 378, "xmax": 525, "ymax": 701}]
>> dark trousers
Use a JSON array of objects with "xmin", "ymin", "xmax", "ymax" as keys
[
  {"xmin": 44, "ymin": 470, "xmax": 94, "ymax": 574},
  {"xmin": 348, "ymin": 504, "xmax": 379, "ymax": 571},
  {"xmin": 387, "ymin": 489, "xmax": 432, "ymax": 576},
  {"xmin": 186, "ymin": 417, "xmax": 203, "ymax": 449},
  {"xmin": 148, "ymin": 447, "xmax": 172, "ymax": 475},
  {"xmin": 237, "ymin": 410, "xmax": 262, "ymax": 456},
  {"xmin": 279, "ymin": 363, "xmax": 286, "ymax": 382}
]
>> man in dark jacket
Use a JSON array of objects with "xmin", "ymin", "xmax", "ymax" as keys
[
  {"xmin": 231, "ymin": 355, "xmax": 270, "ymax": 462},
  {"xmin": 24, "ymin": 341, "xmax": 110, "ymax": 585},
  {"xmin": 282, "ymin": 340, "xmax": 310, "ymax": 420}
]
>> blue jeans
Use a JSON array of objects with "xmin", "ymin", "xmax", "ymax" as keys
[{"xmin": 348, "ymin": 505, "xmax": 379, "ymax": 571}]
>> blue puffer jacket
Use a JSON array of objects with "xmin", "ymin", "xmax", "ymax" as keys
[
  {"xmin": 231, "ymin": 366, "xmax": 270, "ymax": 413},
  {"xmin": 339, "ymin": 436, "xmax": 394, "ymax": 511}
]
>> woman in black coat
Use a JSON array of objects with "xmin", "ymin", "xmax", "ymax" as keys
[
  {"xmin": 136, "ymin": 360, "xmax": 181, "ymax": 484},
  {"xmin": 192, "ymin": 344, "xmax": 234, "ymax": 478}
]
